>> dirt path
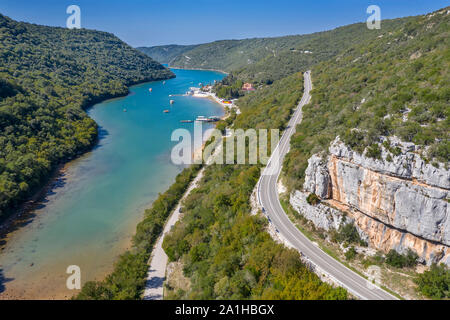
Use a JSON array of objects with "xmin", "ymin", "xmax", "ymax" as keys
[{"xmin": 142, "ymin": 168, "xmax": 205, "ymax": 300}]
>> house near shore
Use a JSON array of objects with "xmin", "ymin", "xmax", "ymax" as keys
[
  {"xmin": 201, "ymin": 85, "xmax": 212, "ymax": 92},
  {"xmin": 242, "ymin": 83, "xmax": 255, "ymax": 91}
]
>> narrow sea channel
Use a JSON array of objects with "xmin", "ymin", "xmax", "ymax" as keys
[{"xmin": 0, "ymin": 68, "xmax": 225, "ymax": 299}]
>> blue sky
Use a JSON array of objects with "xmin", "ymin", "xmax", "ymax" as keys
[{"xmin": 0, "ymin": 0, "xmax": 448, "ymax": 47}]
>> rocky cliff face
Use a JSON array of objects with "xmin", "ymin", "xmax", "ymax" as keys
[
  {"xmin": 295, "ymin": 136, "xmax": 450, "ymax": 266},
  {"xmin": 290, "ymin": 191, "xmax": 351, "ymax": 232}
]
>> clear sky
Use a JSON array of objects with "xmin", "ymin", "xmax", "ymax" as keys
[{"xmin": 0, "ymin": 0, "xmax": 448, "ymax": 47}]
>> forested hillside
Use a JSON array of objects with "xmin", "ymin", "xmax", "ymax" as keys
[
  {"xmin": 143, "ymin": 18, "xmax": 413, "ymax": 85},
  {"xmin": 151, "ymin": 7, "xmax": 448, "ymax": 300},
  {"xmin": 150, "ymin": 8, "xmax": 448, "ymax": 174},
  {"xmin": 283, "ymin": 7, "xmax": 449, "ymax": 190},
  {"xmin": 136, "ymin": 44, "xmax": 199, "ymax": 64},
  {"xmin": 0, "ymin": 14, "xmax": 174, "ymax": 220}
]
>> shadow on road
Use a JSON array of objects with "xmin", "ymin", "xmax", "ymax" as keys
[{"xmin": 143, "ymin": 274, "xmax": 165, "ymax": 300}]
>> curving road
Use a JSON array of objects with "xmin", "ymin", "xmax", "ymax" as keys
[{"xmin": 257, "ymin": 71, "xmax": 399, "ymax": 300}]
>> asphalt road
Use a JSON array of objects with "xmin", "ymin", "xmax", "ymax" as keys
[{"xmin": 257, "ymin": 71, "xmax": 399, "ymax": 300}]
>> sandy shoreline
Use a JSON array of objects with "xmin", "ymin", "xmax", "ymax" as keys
[
  {"xmin": 189, "ymin": 90, "xmax": 230, "ymax": 162},
  {"xmin": 191, "ymin": 89, "xmax": 240, "ymax": 115}
]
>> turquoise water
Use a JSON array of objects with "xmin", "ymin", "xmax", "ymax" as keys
[{"xmin": 0, "ymin": 69, "xmax": 225, "ymax": 299}]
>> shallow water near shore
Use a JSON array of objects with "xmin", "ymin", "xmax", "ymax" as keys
[{"xmin": 0, "ymin": 68, "xmax": 225, "ymax": 299}]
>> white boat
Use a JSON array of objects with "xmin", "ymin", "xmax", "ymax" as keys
[
  {"xmin": 195, "ymin": 116, "xmax": 209, "ymax": 122},
  {"xmin": 208, "ymin": 116, "xmax": 220, "ymax": 122}
]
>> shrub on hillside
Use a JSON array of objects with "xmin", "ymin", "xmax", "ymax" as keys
[
  {"xmin": 306, "ymin": 193, "xmax": 320, "ymax": 205},
  {"xmin": 365, "ymin": 144, "xmax": 382, "ymax": 160},
  {"xmin": 333, "ymin": 223, "xmax": 366, "ymax": 246},
  {"xmin": 385, "ymin": 249, "xmax": 418, "ymax": 268},
  {"xmin": 345, "ymin": 246, "xmax": 357, "ymax": 261},
  {"xmin": 415, "ymin": 263, "xmax": 450, "ymax": 299}
]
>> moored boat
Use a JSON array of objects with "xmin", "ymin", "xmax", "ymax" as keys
[
  {"xmin": 208, "ymin": 116, "xmax": 220, "ymax": 122},
  {"xmin": 195, "ymin": 116, "xmax": 208, "ymax": 122}
]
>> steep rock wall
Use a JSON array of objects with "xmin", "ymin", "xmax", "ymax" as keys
[
  {"xmin": 290, "ymin": 191, "xmax": 352, "ymax": 232},
  {"xmin": 297, "ymin": 137, "xmax": 450, "ymax": 266}
]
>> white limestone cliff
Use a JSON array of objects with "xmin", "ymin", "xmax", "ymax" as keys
[{"xmin": 292, "ymin": 137, "xmax": 450, "ymax": 266}]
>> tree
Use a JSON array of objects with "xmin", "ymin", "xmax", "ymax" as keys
[
  {"xmin": 385, "ymin": 249, "xmax": 418, "ymax": 268},
  {"xmin": 415, "ymin": 264, "xmax": 450, "ymax": 299}
]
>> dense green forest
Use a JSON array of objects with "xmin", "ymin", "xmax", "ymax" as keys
[
  {"xmin": 142, "ymin": 18, "xmax": 413, "ymax": 85},
  {"xmin": 137, "ymin": 44, "xmax": 199, "ymax": 64},
  {"xmin": 0, "ymin": 14, "xmax": 174, "ymax": 220},
  {"xmin": 283, "ymin": 7, "xmax": 449, "ymax": 190},
  {"xmin": 139, "ymin": 17, "xmax": 417, "ymax": 100}
]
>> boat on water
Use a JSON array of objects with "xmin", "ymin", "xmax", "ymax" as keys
[
  {"xmin": 163, "ymin": 81, "xmax": 166, "ymax": 85},
  {"xmin": 123, "ymin": 108, "xmax": 127, "ymax": 112},
  {"xmin": 170, "ymin": 100, "xmax": 175, "ymax": 105},
  {"xmin": 195, "ymin": 116, "xmax": 209, "ymax": 122},
  {"xmin": 195, "ymin": 115, "xmax": 220, "ymax": 122},
  {"xmin": 208, "ymin": 116, "xmax": 220, "ymax": 122},
  {"xmin": 180, "ymin": 120, "xmax": 193, "ymax": 123},
  {"xmin": 149, "ymin": 88, "xmax": 152, "ymax": 92},
  {"xmin": 163, "ymin": 109, "xmax": 170, "ymax": 113}
]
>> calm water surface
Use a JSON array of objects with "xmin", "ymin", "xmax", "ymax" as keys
[{"xmin": 0, "ymin": 68, "xmax": 225, "ymax": 299}]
